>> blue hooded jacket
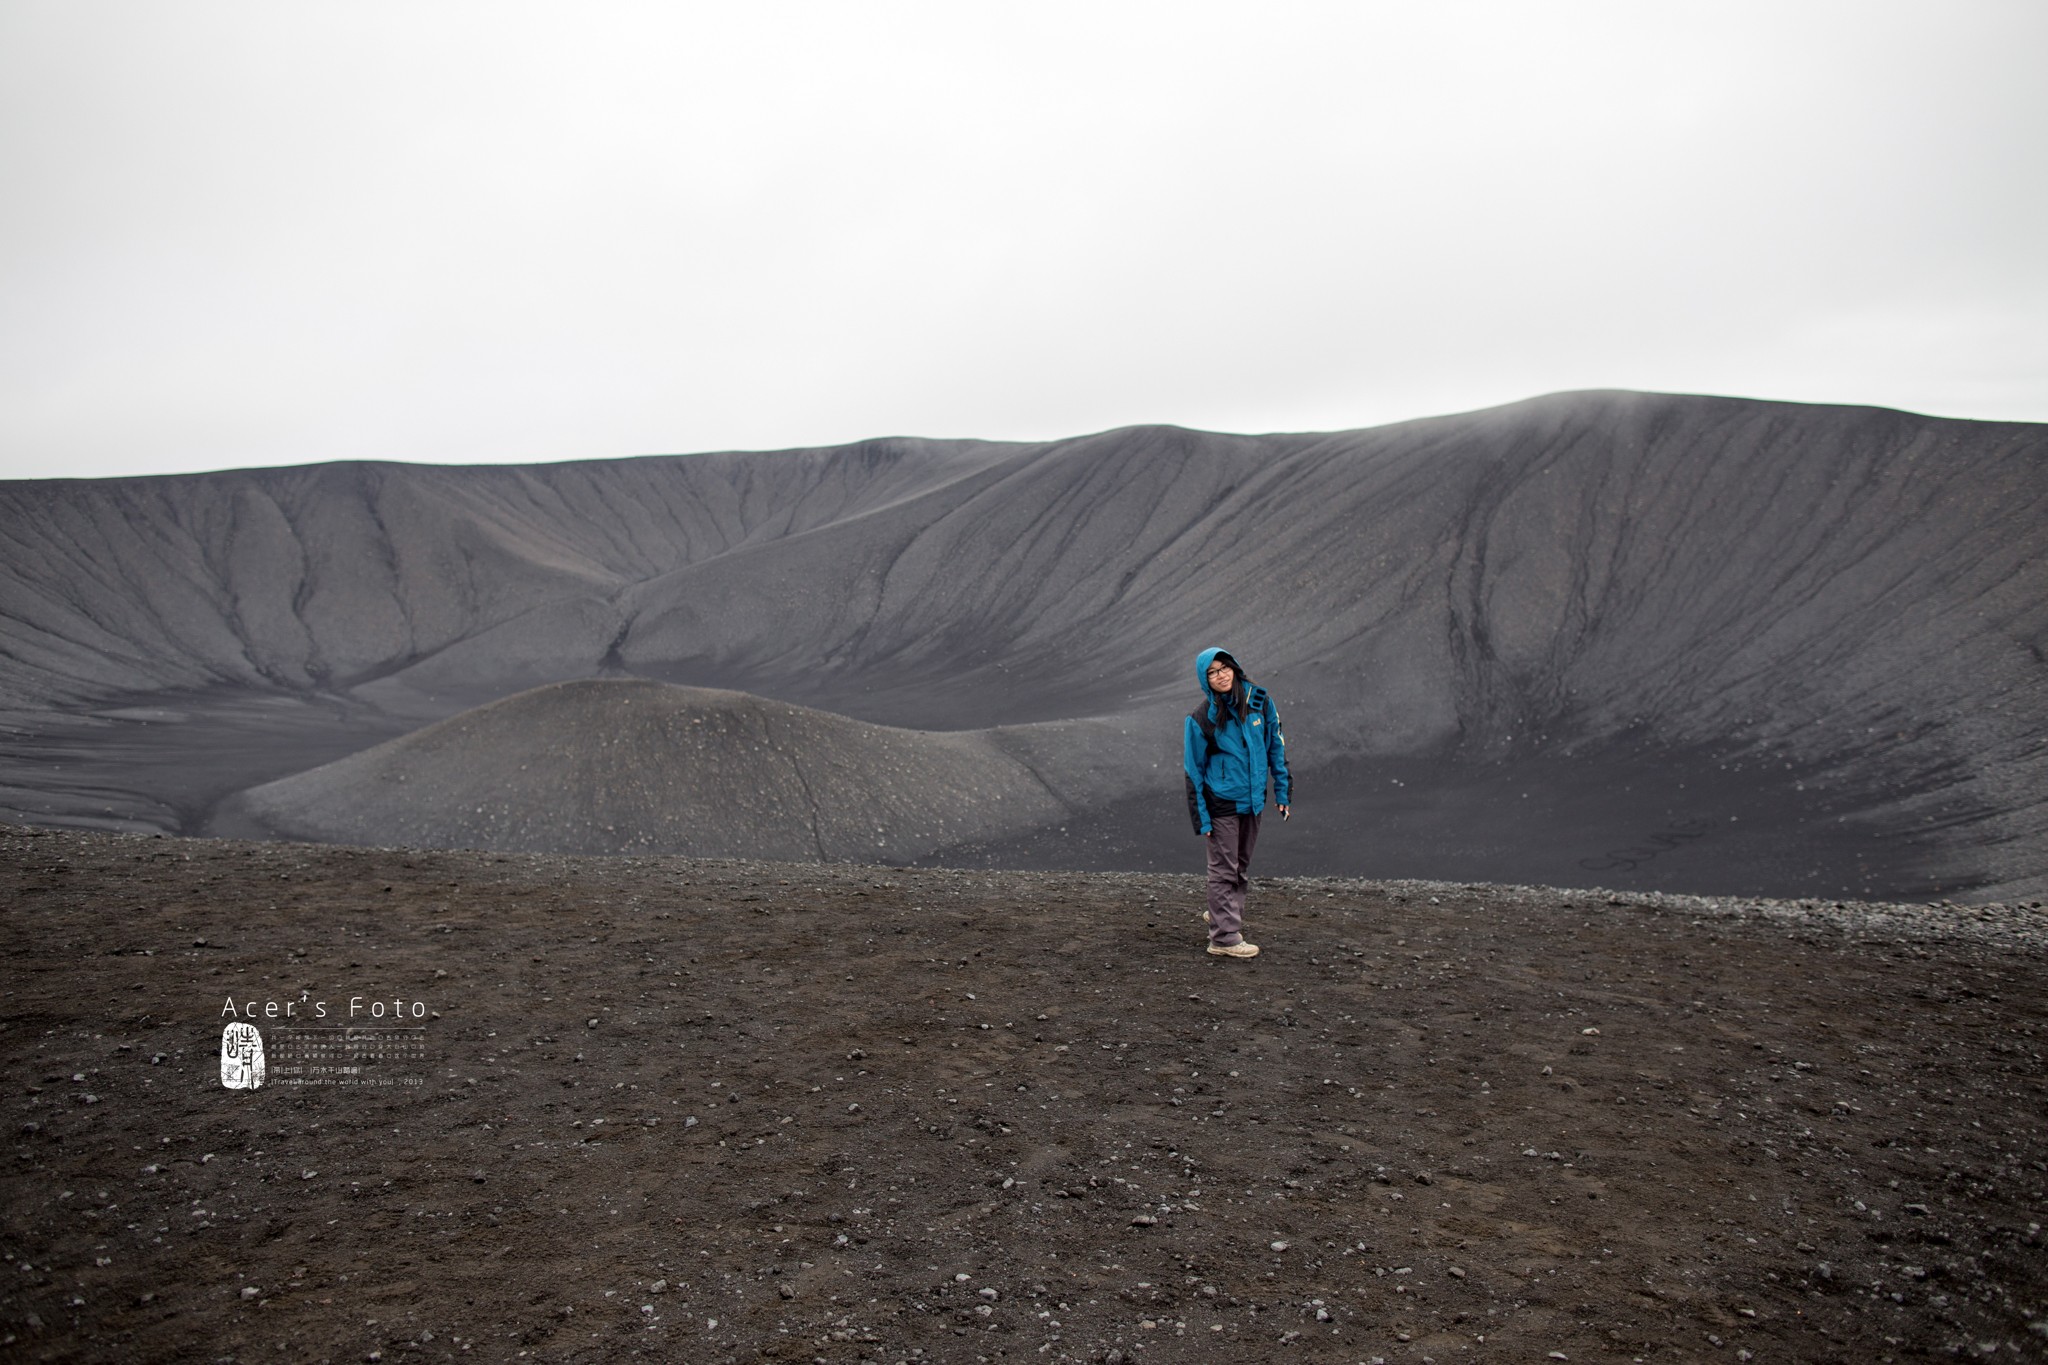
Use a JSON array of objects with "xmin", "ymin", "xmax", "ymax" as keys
[{"xmin": 1183, "ymin": 647, "xmax": 1291, "ymax": 835}]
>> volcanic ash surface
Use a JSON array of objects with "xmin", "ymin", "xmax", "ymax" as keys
[
  {"xmin": 208, "ymin": 678, "xmax": 1069, "ymax": 859},
  {"xmin": 5, "ymin": 826, "xmax": 2046, "ymax": 1362}
]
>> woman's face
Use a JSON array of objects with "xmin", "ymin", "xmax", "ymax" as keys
[{"xmin": 1206, "ymin": 661, "xmax": 1236, "ymax": 694}]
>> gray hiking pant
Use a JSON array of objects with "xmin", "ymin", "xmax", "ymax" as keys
[{"xmin": 1205, "ymin": 812, "xmax": 1261, "ymax": 946}]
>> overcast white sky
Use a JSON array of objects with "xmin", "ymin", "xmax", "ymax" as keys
[{"xmin": 2, "ymin": 2, "xmax": 2043, "ymax": 480}]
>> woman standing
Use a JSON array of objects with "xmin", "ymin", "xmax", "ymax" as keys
[{"xmin": 1183, "ymin": 647, "xmax": 1291, "ymax": 959}]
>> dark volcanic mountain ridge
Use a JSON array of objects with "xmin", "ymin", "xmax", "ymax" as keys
[{"xmin": 1, "ymin": 391, "xmax": 2043, "ymax": 899}]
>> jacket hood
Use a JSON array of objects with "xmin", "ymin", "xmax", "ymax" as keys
[{"xmin": 1194, "ymin": 647, "xmax": 1245, "ymax": 696}]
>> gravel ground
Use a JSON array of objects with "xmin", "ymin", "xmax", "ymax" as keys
[{"xmin": 2, "ymin": 825, "xmax": 2045, "ymax": 1363}]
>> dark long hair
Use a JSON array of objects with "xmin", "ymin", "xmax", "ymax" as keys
[{"xmin": 1212, "ymin": 653, "xmax": 1249, "ymax": 720}]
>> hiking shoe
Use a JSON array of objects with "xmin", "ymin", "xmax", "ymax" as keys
[{"xmin": 1206, "ymin": 941, "xmax": 1259, "ymax": 959}]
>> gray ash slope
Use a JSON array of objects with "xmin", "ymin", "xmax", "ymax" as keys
[
  {"xmin": 1, "ymin": 390, "xmax": 2043, "ymax": 899},
  {"xmin": 209, "ymin": 678, "xmax": 1149, "ymax": 862}
]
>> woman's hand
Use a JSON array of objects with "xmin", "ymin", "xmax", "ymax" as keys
[{"xmin": 1278, "ymin": 805, "xmax": 1290, "ymax": 820}]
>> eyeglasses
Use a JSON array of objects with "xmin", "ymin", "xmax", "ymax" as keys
[{"xmin": 1206, "ymin": 665, "xmax": 1234, "ymax": 676}]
